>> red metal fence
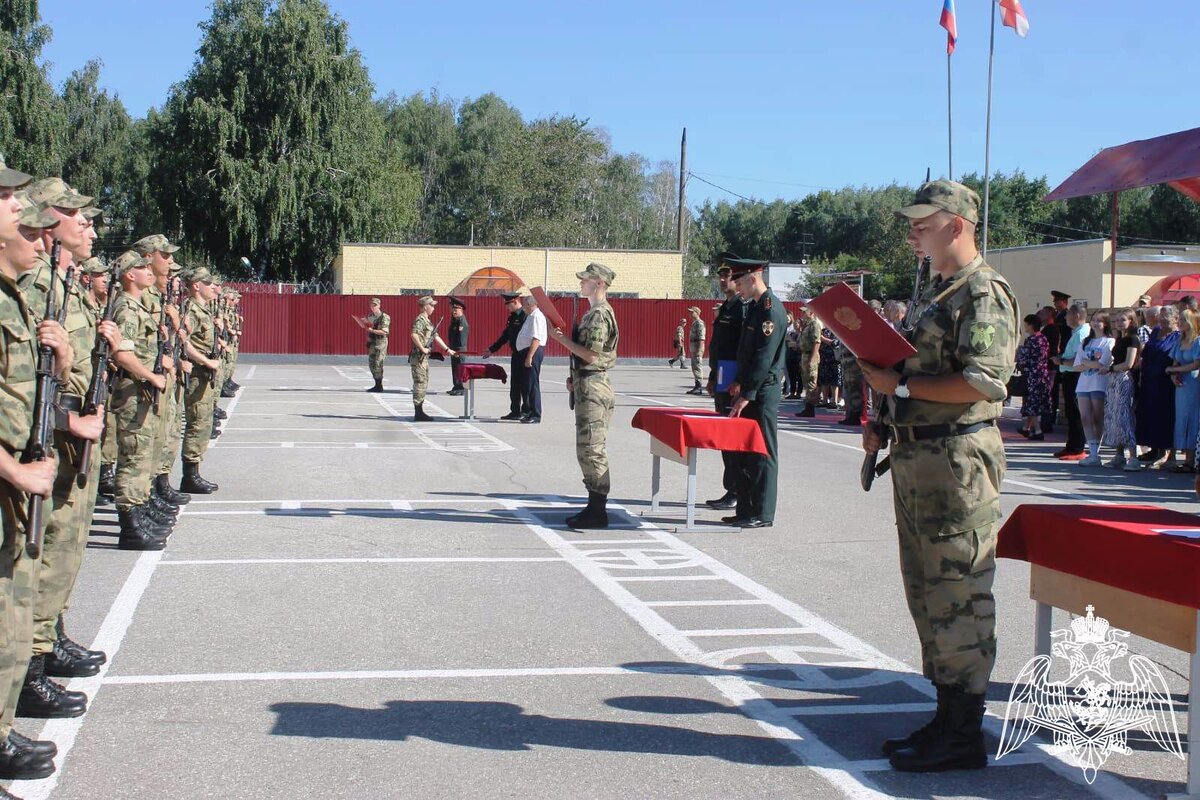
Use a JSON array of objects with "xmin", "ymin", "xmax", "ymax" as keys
[{"xmin": 239, "ymin": 294, "xmax": 806, "ymax": 358}]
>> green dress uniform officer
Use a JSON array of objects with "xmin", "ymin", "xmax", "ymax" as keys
[
  {"xmin": 548, "ymin": 262, "xmax": 619, "ymax": 530},
  {"xmin": 724, "ymin": 258, "xmax": 787, "ymax": 529},
  {"xmin": 447, "ymin": 297, "xmax": 469, "ymax": 395},
  {"xmin": 409, "ymin": 296, "xmax": 455, "ymax": 422},
  {"xmin": 861, "ymin": 180, "xmax": 1018, "ymax": 774},
  {"xmin": 361, "ymin": 298, "xmax": 389, "ymax": 392},
  {"xmin": 686, "ymin": 307, "xmax": 706, "ymax": 394},
  {"xmin": 704, "ymin": 254, "xmax": 748, "ymax": 510},
  {"xmin": 0, "ymin": 172, "xmax": 77, "ymax": 781}
]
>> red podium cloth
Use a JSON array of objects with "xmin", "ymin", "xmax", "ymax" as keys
[
  {"xmin": 457, "ymin": 363, "xmax": 507, "ymax": 384},
  {"xmin": 631, "ymin": 407, "xmax": 768, "ymax": 458},
  {"xmin": 998, "ymin": 503, "xmax": 1200, "ymax": 609}
]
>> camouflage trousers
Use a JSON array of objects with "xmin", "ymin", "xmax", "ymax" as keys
[
  {"xmin": 53, "ymin": 442, "xmax": 101, "ymax": 636},
  {"xmin": 113, "ymin": 381, "xmax": 159, "ymax": 511},
  {"xmin": 689, "ymin": 348, "xmax": 704, "ymax": 383},
  {"xmin": 183, "ymin": 368, "xmax": 217, "ymax": 464},
  {"xmin": 410, "ymin": 353, "xmax": 428, "ymax": 406},
  {"xmin": 889, "ymin": 425, "xmax": 1004, "ymax": 694},
  {"xmin": 155, "ymin": 372, "xmax": 184, "ymax": 476},
  {"xmin": 0, "ymin": 483, "xmax": 39, "ymax": 738},
  {"xmin": 840, "ymin": 354, "xmax": 865, "ymax": 421},
  {"xmin": 101, "ymin": 404, "xmax": 118, "ymax": 465},
  {"xmin": 800, "ymin": 354, "xmax": 819, "ymax": 399},
  {"xmin": 369, "ymin": 345, "xmax": 387, "ymax": 382},
  {"xmin": 573, "ymin": 371, "xmax": 614, "ymax": 494}
]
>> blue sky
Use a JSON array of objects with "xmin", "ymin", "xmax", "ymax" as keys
[{"xmin": 38, "ymin": 0, "xmax": 1200, "ymax": 209}]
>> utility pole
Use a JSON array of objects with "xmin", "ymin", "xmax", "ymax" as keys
[{"xmin": 676, "ymin": 128, "xmax": 687, "ymax": 253}]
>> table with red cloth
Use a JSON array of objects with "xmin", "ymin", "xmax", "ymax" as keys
[
  {"xmin": 630, "ymin": 407, "xmax": 767, "ymax": 531},
  {"xmin": 999, "ymin": 503, "xmax": 1200, "ymax": 796},
  {"xmin": 455, "ymin": 362, "xmax": 507, "ymax": 420}
]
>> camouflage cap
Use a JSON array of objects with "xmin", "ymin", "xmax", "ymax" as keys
[
  {"xmin": 370, "ymin": 297, "xmax": 382, "ymax": 305},
  {"xmin": 211, "ymin": 273, "xmax": 224, "ymax": 285},
  {"xmin": 188, "ymin": 266, "xmax": 214, "ymax": 284},
  {"xmin": 0, "ymin": 157, "xmax": 32, "ymax": 190},
  {"xmin": 81, "ymin": 206, "xmax": 104, "ymax": 220},
  {"xmin": 687, "ymin": 306, "xmax": 701, "ymax": 314},
  {"xmin": 27, "ymin": 177, "xmax": 92, "ymax": 210},
  {"xmin": 896, "ymin": 180, "xmax": 980, "ymax": 224},
  {"xmin": 14, "ymin": 191, "xmax": 59, "ymax": 229},
  {"xmin": 131, "ymin": 233, "xmax": 180, "ymax": 255},
  {"xmin": 79, "ymin": 256, "xmax": 109, "ymax": 275},
  {"xmin": 113, "ymin": 250, "xmax": 150, "ymax": 277},
  {"xmin": 576, "ymin": 262, "xmax": 615, "ymax": 285},
  {"xmin": 418, "ymin": 295, "xmax": 436, "ymax": 307}
]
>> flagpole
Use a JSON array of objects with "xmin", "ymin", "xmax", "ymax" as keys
[
  {"xmin": 947, "ymin": 52, "xmax": 953, "ymax": 180},
  {"xmin": 982, "ymin": 0, "xmax": 996, "ymax": 258}
]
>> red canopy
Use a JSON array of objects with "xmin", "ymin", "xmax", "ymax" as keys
[
  {"xmin": 1045, "ymin": 127, "xmax": 1200, "ymax": 203},
  {"xmin": 1146, "ymin": 273, "xmax": 1200, "ymax": 306}
]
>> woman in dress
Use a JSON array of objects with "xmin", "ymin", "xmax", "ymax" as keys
[
  {"xmin": 1166, "ymin": 308, "xmax": 1200, "ymax": 473},
  {"xmin": 1015, "ymin": 314, "xmax": 1050, "ymax": 440},
  {"xmin": 1136, "ymin": 305, "xmax": 1179, "ymax": 467},
  {"xmin": 817, "ymin": 328, "xmax": 840, "ymax": 408},
  {"xmin": 1073, "ymin": 311, "xmax": 1114, "ymax": 466},
  {"xmin": 1100, "ymin": 309, "xmax": 1142, "ymax": 470}
]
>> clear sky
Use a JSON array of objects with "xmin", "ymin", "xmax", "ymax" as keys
[{"xmin": 37, "ymin": 0, "xmax": 1200, "ymax": 209}]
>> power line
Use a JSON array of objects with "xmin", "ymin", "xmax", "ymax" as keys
[
  {"xmin": 690, "ymin": 170, "xmax": 836, "ymax": 192},
  {"xmin": 686, "ymin": 172, "xmax": 766, "ymax": 205}
]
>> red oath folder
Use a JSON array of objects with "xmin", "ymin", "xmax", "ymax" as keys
[
  {"xmin": 531, "ymin": 287, "xmax": 568, "ymax": 331},
  {"xmin": 806, "ymin": 282, "xmax": 917, "ymax": 368}
]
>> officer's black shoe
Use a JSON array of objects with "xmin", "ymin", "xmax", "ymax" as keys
[
  {"xmin": 0, "ymin": 734, "xmax": 54, "ymax": 780},
  {"xmin": 413, "ymin": 403, "xmax": 435, "ymax": 422},
  {"xmin": 213, "ymin": 406, "xmax": 227, "ymax": 420},
  {"xmin": 44, "ymin": 637, "xmax": 100, "ymax": 679},
  {"xmin": 155, "ymin": 474, "xmax": 191, "ymax": 505},
  {"xmin": 882, "ymin": 684, "xmax": 948, "ymax": 756},
  {"xmin": 837, "ymin": 417, "xmax": 863, "ymax": 426},
  {"xmin": 98, "ymin": 463, "xmax": 117, "ymax": 496},
  {"xmin": 721, "ymin": 514, "xmax": 752, "ymax": 525},
  {"xmin": 566, "ymin": 492, "xmax": 609, "ymax": 530},
  {"xmin": 17, "ymin": 656, "xmax": 88, "ymax": 719},
  {"xmin": 797, "ymin": 403, "xmax": 816, "ymax": 418},
  {"xmin": 888, "ymin": 687, "xmax": 987, "ymax": 773},
  {"xmin": 9, "ymin": 729, "xmax": 56, "ymax": 759},
  {"xmin": 181, "ymin": 462, "xmax": 218, "ymax": 494},
  {"xmin": 739, "ymin": 518, "xmax": 773, "ymax": 529},
  {"xmin": 366, "ymin": 379, "xmax": 383, "ymax": 393},
  {"xmin": 447, "ymin": 387, "xmax": 464, "ymax": 396},
  {"xmin": 499, "ymin": 412, "xmax": 523, "ymax": 421},
  {"xmin": 705, "ymin": 492, "xmax": 737, "ymax": 510},
  {"xmin": 117, "ymin": 510, "xmax": 168, "ymax": 551},
  {"xmin": 56, "ymin": 618, "xmax": 106, "ymax": 666}
]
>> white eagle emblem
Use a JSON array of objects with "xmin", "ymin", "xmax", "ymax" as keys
[{"xmin": 997, "ymin": 605, "xmax": 1184, "ymax": 783}]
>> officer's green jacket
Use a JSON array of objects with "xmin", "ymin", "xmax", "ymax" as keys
[
  {"xmin": 735, "ymin": 290, "xmax": 789, "ymax": 401},
  {"xmin": 708, "ymin": 295, "xmax": 745, "ymax": 380}
]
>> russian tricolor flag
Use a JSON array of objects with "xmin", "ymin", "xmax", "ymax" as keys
[
  {"xmin": 939, "ymin": 0, "xmax": 957, "ymax": 55},
  {"xmin": 1000, "ymin": 0, "xmax": 1030, "ymax": 38}
]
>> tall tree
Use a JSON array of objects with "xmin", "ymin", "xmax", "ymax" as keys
[{"xmin": 0, "ymin": 0, "xmax": 64, "ymax": 176}]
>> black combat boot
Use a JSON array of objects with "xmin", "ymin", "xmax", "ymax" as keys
[
  {"xmin": 889, "ymin": 686, "xmax": 987, "ymax": 772},
  {"xmin": 413, "ymin": 403, "xmax": 434, "ymax": 422},
  {"xmin": 796, "ymin": 402, "xmax": 816, "ymax": 418},
  {"xmin": 210, "ymin": 421, "xmax": 221, "ymax": 439},
  {"xmin": 213, "ymin": 406, "xmax": 227, "ymax": 420},
  {"xmin": 226, "ymin": 380, "xmax": 241, "ymax": 392},
  {"xmin": 98, "ymin": 462, "xmax": 116, "ymax": 496},
  {"xmin": 565, "ymin": 492, "xmax": 609, "ymax": 530},
  {"xmin": 366, "ymin": 379, "xmax": 383, "ymax": 393},
  {"xmin": 687, "ymin": 381, "xmax": 704, "ymax": 395},
  {"xmin": 0, "ymin": 733, "xmax": 54, "ymax": 780},
  {"xmin": 220, "ymin": 381, "xmax": 237, "ymax": 398},
  {"xmin": 56, "ymin": 618, "xmax": 106, "ymax": 666},
  {"xmin": 9, "ymin": 729, "xmax": 56, "ymax": 758},
  {"xmin": 142, "ymin": 501, "xmax": 176, "ymax": 529},
  {"xmin": 155, "ymin": 474, "xmax": 191, "ymax": 505},
  {"xmin": 17, "ymin": 655, "xmax": 88, "ymax": 719},
  {"xmin": 117, "ymin": 509, "xmax": 168, "ymax": 551},
  {"xmin": 43, "ymin": 637, "xmax": 100, "ymax": 679},
  {"xmin": 882, "ymin": 684, "xmax": 948, "ymax": 756},
  {"xmin": 146, "ymin": 493, "xmax": 179, "ymax": 519},
  {"xmin": 180, "ymin": 462, "xmax": 218, "ymax": 494}
]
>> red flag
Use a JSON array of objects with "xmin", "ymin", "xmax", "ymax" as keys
[
  {"xmin": 999, "ymin": 0, "xmax": 1030, "ymax": 38},
  {"xmin": 939, "ymin": 0, "xmax": 958, "ymax": 54}
]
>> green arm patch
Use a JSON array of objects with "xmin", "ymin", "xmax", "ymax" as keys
[{"xmin": 968, "ymin": 322, "xmax": 996, "ymax": 354}]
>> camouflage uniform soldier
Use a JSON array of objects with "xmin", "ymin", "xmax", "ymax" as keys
[
  {"xmin": 668, "ymin": 320, "xmax": 685, "ymax": 368},
  {"xmin": 408, "ymin": 296, "xmax": 454, "ymax": 422},
  {"xmin": 837, "ymin": 340, "xmax": 866, "ymax": 426},
  {"xmin": 861, "ymin": 181, "xmax": 1018, "ymax": 773},
  {"xmin": 110, "ymin": 251, "xmax": 174, "ymax": 548},
  {"xmin": 0, "ymin": 169, "xmax": 76, "ymax": 781},
  {"xmin": 686, "ymin": 306, "xmax": 706, "ymax": 394},
  {"xmin": 219, "ymin": 288, "xmax": 242, "ymax": 396},
  {"xmin": 362, "ymin": 297, "xmax": 389, "ymax": 392},
  {"xmin": 796, "ymin": 308, "xmax": 822, "ymax": 417},
  {"xmin": 180, "ymin": 267, "xmax": 222, "ymax": 494},
  {"xmin": 548, "ymin": 263, "xmax": 619, "ymax": 530},
  {"xmin": 724, "ymin": 257, "xmax": 787, "ymax": 529}
]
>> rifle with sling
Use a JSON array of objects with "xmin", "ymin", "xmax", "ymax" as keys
[
  {"xmin": 77, "ymin": 265, "xmax": 120, "ymax": 482},
  {"xmin": 150, "ymin": 285, "xmax": 169, "ymax": 410},
  {"xmin": 425, "ymin": 316, "xmax": 445, "ymax": 361},
  {"xmin": 174, "ymin": 278, "xmax": 191, "ymax": 393},
  {"xmin": 21, "ymin": 241, "xmax": 62, "ymax": 558}
]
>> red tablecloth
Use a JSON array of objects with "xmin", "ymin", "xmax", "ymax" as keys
[
  {"xmin": 457, "ymin": 363, "xmax": 507, "ymax": 384},
  {"xmin": 998, "ymin": 503, "xmax": 1200, "ymax": 609},
  {"xmin": 631, "ymin": 407, "xmax": 768, "ymax": 458}
]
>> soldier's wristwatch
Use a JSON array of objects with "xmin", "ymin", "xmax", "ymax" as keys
[{"xmin": 893, "ymin": 376, "xmax": 911, "ymax": 399}]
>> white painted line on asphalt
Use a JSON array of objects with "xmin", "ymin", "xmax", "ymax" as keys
[
  {"xmin": 206, "ymin": 388, "xmax": 244, "ymax": 452},
  {"xmin": 677, "ymin": 627, "xmax": 814, "ymax": 637},
  {"xmin": 390, "ymin": 501, "xmax": 412, "ymax": 511},
  {"xmin": 244, "ymin": 366, "xmax": 257, "ymax": 379},
  {"xmin": 780, "ymin": 428, "xmax": 863, "ymax": 452},
  {"xmin": 848, "ymin": 752, "xmax": 1045, "ymax": 772},
  {"xmin": 612, "ymin": 575, "xmax": 725, "ymax": 582},
  {"xmin": 563, "ymin": 539, "xmax": 660, "ymax": 545},
  {"xmin": 102, "ymin": 664, "xmax": 707, "ymax": 687},
  {"xmin": 214, "ymin": 442, "xmax": 431, "ymax": 450},
  {"xmin": 368, "ymin": 391, "xmax": 514, "ymax": 452},
  {"xmin": 218, "ymin": 427, "xmax": 412, "ymax": 432},
  {"xmin": 281, "ymin": 500, "xmax": 301, "ymax": 510},
  {"xmin": 644, "ymin": 599, "xmax": 770, "ymax": 608},
  {"xmin": 185, "ymin": 498, "xmax": 508, "ymax": 505},
  {"xmin": 158, "ymin": 557, "xmax": 566, "ymax": 566},
  {"xmin": 783, "ymin": 702, "xmax": 936, "ymax": 717},
  {"xmin": 232, "ymin": 400, "xmax": 376, "ymax": 406}
]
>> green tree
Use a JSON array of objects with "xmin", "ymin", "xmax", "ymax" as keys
[{"xmin": 0, "ymin": 0, "xmax": 64, "ymax": 176}]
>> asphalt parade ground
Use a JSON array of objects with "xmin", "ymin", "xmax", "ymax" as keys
[{"xmin": 13, "ymin": 361, "xmax": 1200, "ymax": 799}]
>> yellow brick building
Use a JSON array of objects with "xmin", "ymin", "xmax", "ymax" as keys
[{"xmin": 333, "ymin": 244, "xmax": 683, "ymax": 298}]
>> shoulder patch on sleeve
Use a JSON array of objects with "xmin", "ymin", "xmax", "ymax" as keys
[{"xmin": 968, "ymin": 321, "xmax": 996, "ymax": 353}]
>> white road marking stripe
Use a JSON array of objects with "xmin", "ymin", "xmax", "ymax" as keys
[
  {"xmin": 612, "ymin": 575, "xmax": 725, "ymax": 582},
  {"xmin": 677, "ymin": 627, "xmax": 814, "ymax": 637},
  {"xmin": 783, "ymin": 702, "xmax": 936, "ymax": 717},
  {"xmin": 243, "ymin": 365, "xmax": 257, "ymax": 379},
  {"xmin": 847, "ymin": 752, "xmax": 1045, "ymax": 772},
  {"xmin": 102, "ymin": 665, "xmax": 704, "ymax": 686},
  {"xmin": 158, "ymin": 557, "xmax": 566, "ymax": 566},
  {"xmin": 644, "ymin": 599, "xmax": 770, "ymax": 608}
]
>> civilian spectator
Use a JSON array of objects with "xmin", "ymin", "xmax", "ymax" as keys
[
  {"xmin": 1074, "ymin": 311, "xmax": 1114, "ymax": 466},
  {"xmin": 1038, "ymin": 305, "xmax": 1061, "ymax": 433},
  {"xmin": 1136, "ymin": 306, "xmax": 1154, "ymax": 345},
  {"xmin": 1136, "ymin": 305, "xmax": 1178, "ymax": 467},
  {"xmin": 1100, "ymin": 309, "xmax": 1142, "ymax": 470},
  {"xmin": 817, "ymin": 328, "xmax": 840, "ymax": 408},
  {"xmin": 1016, "ymin": 314, "xmax": 1051, "ymax": 440},
  {"xmin": 516, "ymin": 294, "xmax": 546, "ymax": 423},
  {"xmin": 1166, "ymin": 308, "xmax": 1200, "ymax": 473},
  {"xmin": 1052, "ymin": 304, "xmax": 1089, "ymax": 459}
]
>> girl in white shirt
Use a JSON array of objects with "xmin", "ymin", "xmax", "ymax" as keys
[{"xmin": 1073, "ymin": 311, "xmax": 1115, "ymax": 465}]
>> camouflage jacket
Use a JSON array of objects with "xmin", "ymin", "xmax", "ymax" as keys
[
  {"xmin": 689, "ymin": 319, "xmax": 706, "ymax": 348},
  {"xmin": 798, "ymin": 317, "xmax": 823, "ymax": 354},
  {"xmin": 367, "ymin": 311, "xmax": 390, "ymax": 350},
  {"xmin": 21, "ymin": 260, "xmax": 94, "ymax": 396},
  {"xmin": 114, "ymin": 292, "xmax": 159, "ymax": 387},
  {"xmin": 0, "ymin": 272, "xmax": 37, "ymax": 456},
  {"xmin": 410, "ymin": 313, "xmax": 432, "ymax": 356},
  {"xmin": 572, "ymin": 301, "xmax": 618, "ymax": 374},
  {"xmin": 186, "ymin": 299, "xmax": 215, "ymax": 357}
]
